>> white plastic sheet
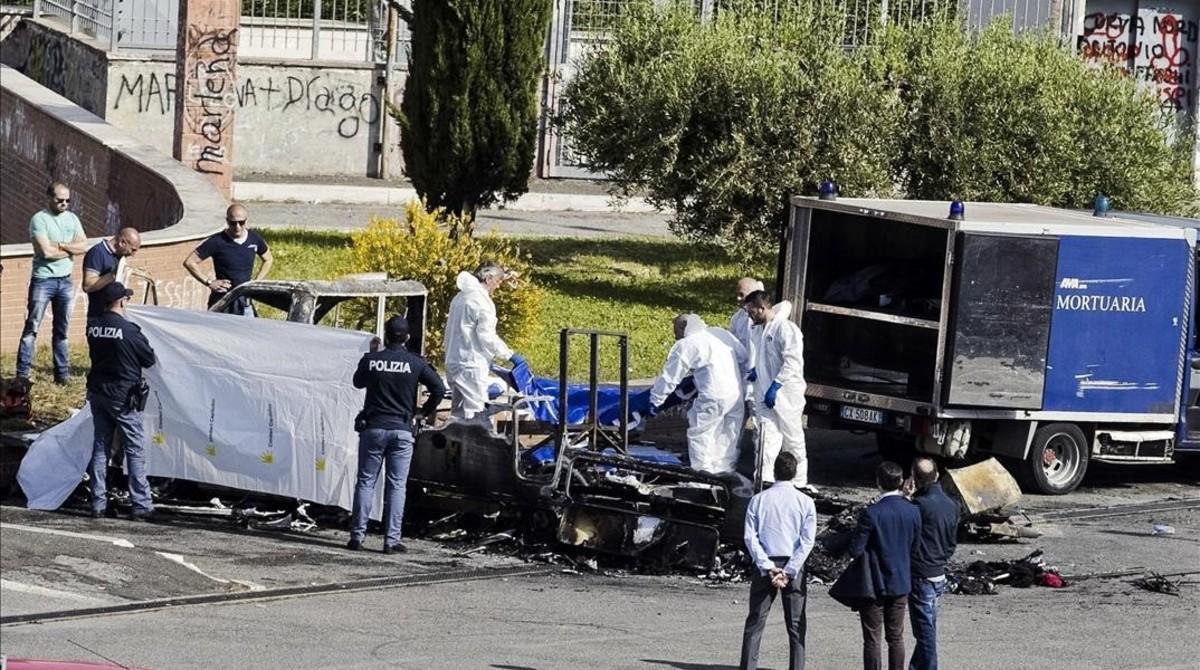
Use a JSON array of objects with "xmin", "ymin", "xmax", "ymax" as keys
[{"xmin": 19, "ymin": 305, "xmax": 371, "ymax": 512}]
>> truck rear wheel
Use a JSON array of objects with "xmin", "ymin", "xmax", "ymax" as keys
[{"xmin": 1023, "ymin": 423, "xmax": 1089, "ymax": 495}]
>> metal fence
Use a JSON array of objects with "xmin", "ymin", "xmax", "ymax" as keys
[
  {"xmin": 25, "ymin": 0, "xmax": 408, "ymax": 59},
  {"xmin": 36, "ymin": 0, "xmax": 116, "ymax": 46}
]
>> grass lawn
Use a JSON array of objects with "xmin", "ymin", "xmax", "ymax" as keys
[
  {"xmin": 266, "ymin": 229, "xmax": 774, "ymax": 379},
  {"xmin": 3, "ymin": 230, "xmax": 774, "ymax": 423}
]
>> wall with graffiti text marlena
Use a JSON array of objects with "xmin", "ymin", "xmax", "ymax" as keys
[{"xmin": 107, "ymin": 58, "xmax": 399, "ymax": 177}]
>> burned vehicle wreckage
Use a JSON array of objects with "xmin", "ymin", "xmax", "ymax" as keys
[{"xmin": 409, "ymin": 329, "xmax": 751, "ymax": 570}]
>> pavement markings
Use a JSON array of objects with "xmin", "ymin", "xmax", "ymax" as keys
[
  {"xmin": 155, "ymin": 551, "xmax": 264, "ymax": 592},
  {"xmin": 0, "ymin": 579, "xmax": 119, "ymax": 605},
  {"xmin": 0, "ymin": 522, "xmax": 136, "ymax": 548},
  {"xmin": 0, "ymin": 565, "xmax": 555, "ymax": 627}
]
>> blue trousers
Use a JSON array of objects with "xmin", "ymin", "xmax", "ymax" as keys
[
  {"xmin": 16, "ymin": 276, "xmax": 74, "ymax": 379},
  {"xmin": 350, "ymin": 428, "xmax": 414, "ymax": 546},
  {"xmin": 908, "ymin": 577, "xmax": 948, "ymax": 670},
  {"xmin": 89, "ymin": 392, "xmax": 153, "ymax": 515}
]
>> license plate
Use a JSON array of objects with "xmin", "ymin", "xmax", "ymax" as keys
[{"xmin": 840, "ymin": 406, "xmax": 884, "ymax": 425}]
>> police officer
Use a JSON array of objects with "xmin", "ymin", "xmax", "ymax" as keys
[
  {"xmin": 86, "ymin": 282, "xmax": 157, "ymax": 520},
  {"xmin": 347, "ymin": 315, "xmax": 445, "ymax": 553}
]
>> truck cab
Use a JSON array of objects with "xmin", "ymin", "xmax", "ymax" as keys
[{"xmin": 780, "ymin": 196, "xmax": 1197, "ymax": 494}]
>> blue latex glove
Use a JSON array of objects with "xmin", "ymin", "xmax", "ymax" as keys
[
  {"xmin": 509, "ymin": 353, "xmax": 528, "ymax": 368},
  {"xmin": 765, "ymin": 381, "xmax": 782, "ymax": 409},
  {"xmin": 747, "ymin": 368, "xmax": 758, "ymax": 383}
]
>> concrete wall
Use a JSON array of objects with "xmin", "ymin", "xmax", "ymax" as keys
[
  {"xmin": 1, "ymin": 19, "xmax": 402, "ymax": 177},
  {"xmin": 1, "ymin": 65, "xmax": 227, "ymax": 357},
  {"xmin": 0, "ymin": 19, "xmax": 109, "ymax": 116},
  {"xmin": 108, "ymin": 57, "xmax": 398, "ymax": 176}
]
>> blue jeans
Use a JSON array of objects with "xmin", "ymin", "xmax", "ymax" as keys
[
  {"xmin": 908, "ymin": 577, "xmax": 948, "ymax": 670},
  {"xmin": 16, "ymin": 276, "xmax": 74, "ymax": 379},
  {"xmin": 89, "ymin": 392, "xmax": 153, "ymax": 515},
  {"xmin": 350, "ymin": 428, "xmax": 414, "ymax": 546}
]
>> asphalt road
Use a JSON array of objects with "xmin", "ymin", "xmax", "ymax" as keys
[
  {"xmin": 2, "ymin": 431, "xmax": 1198, "ymax": 669},
  {"xmin": 249, "ymin": 202, "xmax": 674, "ymax": 237}
]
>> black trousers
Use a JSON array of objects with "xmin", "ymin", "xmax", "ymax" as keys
[
  {"xmin": 739, "ymin": 558, "xmax": 807, "ymax": 670},
  {"xmin": 859, "ymin": 595, "xmax": 908, "ymax": 670}
]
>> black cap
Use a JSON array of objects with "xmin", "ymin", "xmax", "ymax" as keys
[
  {"xmin": 385, "ymin": 315, "xmax": 410, "ymax": 339},
  {"xmin": 97, "ymin": 281, "xmax": 133, "ymax": 305}
]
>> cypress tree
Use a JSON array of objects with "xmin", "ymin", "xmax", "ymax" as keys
[{"xmin": 398, "ymin": 0, "xmax": 552, "ymax": 228}]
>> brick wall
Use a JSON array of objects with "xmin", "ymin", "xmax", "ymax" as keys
[
  {"xmin": 0, "ymin": 90, "xmax": 183, "ymax": 245},
  {"xmin": 1, "ymin": 65, "xmax": 228, "ymax": 359}
]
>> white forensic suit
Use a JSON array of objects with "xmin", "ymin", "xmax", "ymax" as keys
[
  {"xmin": 443, "ymin": 271, "xmax": 513, "ymax": 421},
  {"xmin": 730, "ymin": 308, "xmax": 756, "ymax": 401},
  {"xmin": 751, "ymin": 301, "xmax": 808, "ymax": 486},
  {"xmin": 648, "ymin": 317, "xmax": 748, "ymax": 475}
]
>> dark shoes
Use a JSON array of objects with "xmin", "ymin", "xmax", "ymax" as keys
[
  {"xmin": 130, "ymin": 511, "xmax": 160, "ymax": 523},
  {"xmin": 90, "ymin": 508, "xmax": 118, "ymax": 519},
  {"xmin": 345, "ymin": 538, "xmax": 406, "ymax": 553},
  {"xmin": 53, "ymin": 377, "xmax": 70, "ymax": 386}
]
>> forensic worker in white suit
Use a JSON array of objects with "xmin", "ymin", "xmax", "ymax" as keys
[
  {"xmin": 730, "ymin": 277, "xmax": 765, "ymax": 366},
  {"xmin": 743, "ymin": 290, "xmax": 812, "ymax": 490},
  {"xmin": 443, "ymin": 262, "xmax": 527, "ymax": 422},
  {"xmin": 647, "ymin": 314, "xmax": 748, "ymax": 475}
]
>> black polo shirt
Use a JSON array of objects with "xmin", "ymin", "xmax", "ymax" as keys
[
  {"xmin": 195, "ymin": 230, "xmax": 268, "ymax": 304},
  {"xmin": 82, "ymin": 240, "xmax": 119, "ymax": 319}
]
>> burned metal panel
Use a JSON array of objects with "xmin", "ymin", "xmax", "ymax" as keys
[
  {"xmin": 946, "ymin": 234, "xmax": 1058, "ymax": 408},
  {"xmin": 557, "ymin": 505, "xmax": 720, "ymax": 570},
  {"xmin": 409, "ymin": 423, "xmax": 523, "ymax": 499}
]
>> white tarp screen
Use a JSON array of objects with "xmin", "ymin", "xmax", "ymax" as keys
[{"xmin": 19, "ymin": 306, "xmax": 372, "ymax": 512}]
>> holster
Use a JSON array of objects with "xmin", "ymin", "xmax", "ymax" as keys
[{"xmin": 127, "ymin": 378, "xmax": 150, "ymax": 412}]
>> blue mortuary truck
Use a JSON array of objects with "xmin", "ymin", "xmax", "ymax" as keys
[{"xmin": 779, "ymin": 196, "xmax": 1199, "ymax": 494}]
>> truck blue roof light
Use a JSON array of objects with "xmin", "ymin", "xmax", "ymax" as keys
[
  {"xmin": 1093, "ymin": 193, "xmax": 1110, "ymax": 217},
  {"xmin": 818, "ymin": 179, "xmax": 838, "ymax": 200},
  {"xmin": 948, "ymin": 199, "xmax": 965, "ymax": 221}
]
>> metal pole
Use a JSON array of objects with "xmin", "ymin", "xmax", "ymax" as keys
[
  {"xmin": 31, "ymin": 0, "xmax": 41, "ymax": 20},
  {"xmin": 618, "ymin": 334, "xmax": 628, "ymax": 453},
  {"xmin": 71, "ymin": 0, "xmax": 81, "ymax": 34},
  {"xmin": 311, "ymin": 0, "xmax": 322, "ymax": 60},
  {"xmin": 379, "ymin": 2, "xmax": 398, "ymax": 179},
  {"xmin": 588, "ymin": 332, "xmax": 599, "ymax": 449},
  {"xmin": 108, "ymin": 0, "xmax": 119, "ymax": 52}
]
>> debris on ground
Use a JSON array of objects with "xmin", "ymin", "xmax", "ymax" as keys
[
  {"xmin": 948, "ymin": 549, "xmax": 1067, "ymax": 595},
  {"xmin": 1129, "ymin": 573, "xmax": 1183, "ymax": 596}
]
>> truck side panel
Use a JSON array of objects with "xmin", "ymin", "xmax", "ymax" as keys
[{"xmin": 1043, "ymin": 236, "xmax": 1190, "ymax": 415}]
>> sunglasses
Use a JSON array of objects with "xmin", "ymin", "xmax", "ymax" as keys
[
  {"xmin": 54, "ymin": 197, "xmax": 71, "ymax": 203},
  {"xmin": 227, "ymin": 219, "xmax": 247, "ymax": 226}
]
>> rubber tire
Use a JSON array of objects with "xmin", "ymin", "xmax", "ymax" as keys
[{"xmin": 1022, "ymin": 423, "xmax": 1089, "ymax": 495}]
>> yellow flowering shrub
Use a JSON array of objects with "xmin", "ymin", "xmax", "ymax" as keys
[{"xmin": 345, "ymin": 199, "xmax": 544, "ymax": 366}]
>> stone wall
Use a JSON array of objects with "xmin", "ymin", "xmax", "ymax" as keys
[{"xmin": 1, "ymin": 65, "xmax": 227, "ymax": 357}]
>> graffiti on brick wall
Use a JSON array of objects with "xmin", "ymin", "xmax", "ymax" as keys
[
  {"xmin": 0, "ymin": 96, "xmax": 101, "ymax": 207},
  {"xmin": 116, "ymin": 70, "xmax": 380, "ymax": 139},
  {"xmin": 5, "ymin": 26, "xmax": 108, "ymax": 116},
  {"xmin": 179, "ymin": 26, "xmax": 238, "ymax": 178},
  {"xmin": 1078, "ymin": 8, "xmax": 1198, "ymax": 121}
]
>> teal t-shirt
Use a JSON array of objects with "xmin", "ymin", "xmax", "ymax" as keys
[{"xmin": 29, "ymin": 209, "xmax": 84, "ymax": 279}]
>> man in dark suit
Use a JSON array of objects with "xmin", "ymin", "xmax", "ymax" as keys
[
  {"xmin": 908, "ymin": 457, "xmax": 959, "ymax": 670},
  {"xmin": 849, "ymin": 461, "xmax": 922, "ymax": 670}
]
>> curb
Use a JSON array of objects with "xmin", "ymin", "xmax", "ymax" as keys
[{"xmin": 233, "ymin": 182, "xmax": 659, "ymax": 213}]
